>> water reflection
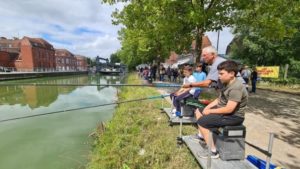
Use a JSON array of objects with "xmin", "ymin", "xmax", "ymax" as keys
[
  {"xmin": 0, "ymin": 74, "xmax": 124, "ymax": 169},
  {"xmin": 0, "ymin": 75, "xmax": 123, "ymax": 109}
]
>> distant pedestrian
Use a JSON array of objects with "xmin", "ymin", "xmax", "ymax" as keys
[
  {"xmin": 250, "ymin": 67, "xmax": 258, "ymax": 93},
  {"xmin": 172, "ymin": 68, "xmax": 179, "ymax": 83},
  {"xmin": 166, "ymin": 66, "xmax": 172, "ymax": 81},
  {"xmin": 143, "ymin": 67, "xmax": 149, "ymax": 80},
  {"xmin": 241, "ymin": 65, "xmax": 251, "ymax": 91},
  {"xmin": 159, "ymin": 65, "xmax": 166, "ymax": 81},
  {"xmin": 139, "ymin": 67, "xmax": 144, "ymax": 78},
  {"xmin": 151, "ymin": 65, "xmax": 157, "ymax": 81}
]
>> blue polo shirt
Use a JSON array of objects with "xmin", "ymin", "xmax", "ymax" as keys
[{"xmin": 193, "ymin": 71, "xmax": 206, "ymax": 82}]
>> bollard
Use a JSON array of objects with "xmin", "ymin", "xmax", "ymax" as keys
[
  {"xmin": 177, "ymin": 106, "xmax": 184, "ymax": 145},
  {"xmin": 266, "ymin": 133, "xmax": 274, "ymax": 169},
  {"xmin": 207, "ymin": 131, "xmax": 212, "ymax": 169}
]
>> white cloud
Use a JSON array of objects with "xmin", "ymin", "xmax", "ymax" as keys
[
  {"xmin": 0, "ymin": 0, "xmax": 124, "ymax": 58},
  {"xmin": 0, "ymin": 0, "xmax": 234, "ymax": 58}
]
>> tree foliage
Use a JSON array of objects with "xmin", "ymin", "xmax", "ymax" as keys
[
  {"xmin": 230, "ymin": 0, "xmax": 300, "ymax": 78},
  {"xmin": 102, "ymin": 0, "xmax": 243, "ymax": 69},
  {"xmin": 102, "ymin": 0, "xmax": 299, "ymax": 77},
  {"xmin": 110, "ymin": 52, "xmax": 121, "ymax": 63}
]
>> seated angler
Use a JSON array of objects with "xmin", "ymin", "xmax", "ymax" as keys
[
  {"xmin": 170, "ymin": 65, "xmax": 197, "ymax": 116},
  {"xmin": 195, "ymin": 60, "xmax": 248, "ymax": 158},
  {"xmin": 192, "ymin": 63, "xmax": 206, "ymax": 98}
]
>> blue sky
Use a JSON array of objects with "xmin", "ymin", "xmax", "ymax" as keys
[
  {"xmin": 0, "ymin": 0, "xmax": 124, "ymax": 58},
  {"xmin": 0, "ymin": 0, "xmax": 233, "ymax": 58}
]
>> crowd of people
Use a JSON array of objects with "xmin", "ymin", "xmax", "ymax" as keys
[{"xmin": 138, "ymin": 65, "xmax": 182, "ymax": 83}]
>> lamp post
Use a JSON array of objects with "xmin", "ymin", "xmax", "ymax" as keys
[{"xmin": 216, "ymin": 30, "xmax": 220, "ymax": 53}]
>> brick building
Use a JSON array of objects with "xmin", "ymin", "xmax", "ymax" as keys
[
  {"xmin": 0, "ymin": 37, "xmax": 20, "ymax": 70},
  {"xmin": 55, "ymin": 49, "xmax": 77, "ymax": 71},
  {"xmin": 0, "ymin": 51, "xmax": 18, "ymax": 69},
  {"xmin": 0, "ymin": 36, "xmax": 55, "ymax": 72},
  {"xmin": 191, "ymin": 35, "xmax": 212, "ymax": 51},
  {"xmin": 74, "ymin": 55, "xmax": 88, "ymax": 71}
]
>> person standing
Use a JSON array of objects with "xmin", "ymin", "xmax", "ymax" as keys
[
  {"xmin": 166, "ymin": 66, "xmax": 172, "ymax": 81},
  {"xmin": 241, "ymin": 66, "xmax": 251, "ymax": 91},
  {"xmin": 151, "ymin": 64, "xmax": 157, "ymax": 81},
  {"xmin": 250, "ymin": 67, "xmax": 258, "ymax": 93},
  {"xmin": 159, "ymin": 65, "xmax": 166, "ymax": 81},
  {"xmin": 172, "ymin": 68, "xmax": 179, "ymax": 83}
]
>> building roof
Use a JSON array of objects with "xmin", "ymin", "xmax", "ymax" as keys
[
  {"xmin": 0, "ymin": 38, "xmax": 21, "ymax": 53},
  {"xmin": 191, "ymin": 35, "xmax": 212, "ymax": 51},
  {"xmin": 23, "ymin": 36, "xmax": 54, "ymax": 49},
  {"xmin": 74, "ymin": 55, "xmax": 87, "ymax": 60},
  {"xmin": 55, "ymin": 49, "xmax": 74, "ymax": 57},
  {"xmin": 0, "ymin": 36, "xmax": 55, "ymax": 52}
]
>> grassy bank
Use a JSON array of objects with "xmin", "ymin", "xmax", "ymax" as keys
[{"xmin": 87, "ymin": 73, "xmax": 199, "ymax": 169}]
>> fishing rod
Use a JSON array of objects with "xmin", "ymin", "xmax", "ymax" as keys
[
  {"xmin": 0, "ymin": 94, "xmax": 170, "ymax": 123},
  {"xmin": 0, "ymin": 83, "xmax": 181, "ymax": 88}
]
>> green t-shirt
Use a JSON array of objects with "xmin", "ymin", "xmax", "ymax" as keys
[{"xmin": 218, "ymin": 78, "xmax": 248, "ymax": 118}]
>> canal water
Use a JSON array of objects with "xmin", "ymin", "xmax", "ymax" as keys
[{"xmin": 0, "ymin": 74, "xmax": 123, "ymax": 169}]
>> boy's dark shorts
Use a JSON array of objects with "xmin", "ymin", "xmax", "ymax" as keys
[{"xmin": 197, "ymin": 114, "xmax": 244, "ymax": 129}]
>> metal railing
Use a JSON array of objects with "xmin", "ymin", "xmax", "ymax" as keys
[{"xmin": 0, "ymin": 66, "xmax": 87, "ymax": 73}]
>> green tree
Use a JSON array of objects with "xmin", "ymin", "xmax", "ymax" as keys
[
  {"xmin": 110, "ymin": 52, "xmax": 121, "ymax": 63},
  {"xmin": 86, "ymin": 57, "xmax": 96, "ymax": 67},
  {"xmin": 230, "ymin": 0, "xmax": 300, "ymax": 78},
  {"xmin": 233, "ymin": 0, "xmax": 299, "ymax": 40},
  {"xmin": 102, "ymin": 0, "xmax": 244, "ymax": 68}
]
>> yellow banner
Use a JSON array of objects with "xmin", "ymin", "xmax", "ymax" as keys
[{"xmin": 256, "ymin": 66, "xmax": 279, "ymax": 78}]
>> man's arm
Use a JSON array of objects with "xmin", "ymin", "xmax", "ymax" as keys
[
  {"xmin": 204, "ymin": 98, "xmax": 218, "ymax": 110},
  {"xmin": 182, "ymin": 79, "xmax": 212, "ymax": 88},
  {"xmin": 203, "ymin": 100, "xmax": 238, "ymax": 115}
]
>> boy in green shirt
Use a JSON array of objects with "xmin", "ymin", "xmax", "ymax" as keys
[{"xmin": 196, "ymin": 60, "xmax": 248, "ymax": 158}]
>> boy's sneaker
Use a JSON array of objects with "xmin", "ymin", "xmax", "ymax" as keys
[
  {"xmin": 172, "ymin": 108, "xmax": 176, "ymax": 113},
  {"xmin": 175, "ymin": 111, "xmax": 181, "ymax": 117},
  {"xmin": 197, "ymin": 150, "xmax": 219, "ymax": 159},
  {"xmin": 190, "ymin": 134, "xmax": 206, "ymax": 147}
]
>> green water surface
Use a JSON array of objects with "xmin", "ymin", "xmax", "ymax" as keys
[{"xmin": 0, "ymin": 74, "xmax": 123, "ymax": 169}]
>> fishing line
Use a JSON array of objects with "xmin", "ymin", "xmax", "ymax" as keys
[
  {"xmin": 0, "ymin": 94, "xmax": 170, "ymax": 123},
  {"xmin": 0, "ymin": 83, "xmax": 181, "ymax": 88}
]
